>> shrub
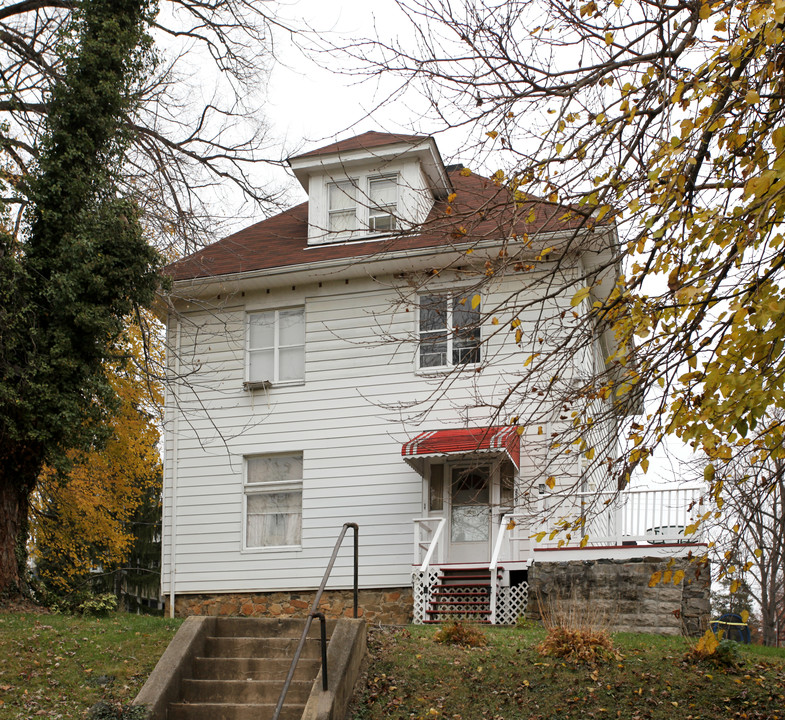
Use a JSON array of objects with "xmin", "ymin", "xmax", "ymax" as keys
[
  {"xmin": 536, "ymin": 593, "xmax": 621, "ymax": 665},
  {"xmin": 538, "ymin": 625, "xmax": 621, "ymax": 665},
  {"xmin": 685, "ymin": 629, "xmax": 743, "ymax": 669},
  {"xmin": 78, "ymin": 592, "xmax": 119, "ymax": 616},
  {"xmin": 433, "ymin": 622, "xmax": 487, "ymax": 647}
]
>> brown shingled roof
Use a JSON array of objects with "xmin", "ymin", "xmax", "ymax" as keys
[
  {"xmin": 288, "ymin": 130, "xmax": 429, "ymax": 161},
  {"xmin": 166, "ymin": 169, "xmax": 596, "ymax": 283}
]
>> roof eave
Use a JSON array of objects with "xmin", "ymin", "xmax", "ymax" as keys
[{"xmin": 165, "ymin": 225, "xmax": 613, "ymax": 299}]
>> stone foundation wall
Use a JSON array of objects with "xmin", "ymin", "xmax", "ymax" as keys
[
  {"xmin": 526, "ymin": 557, "xmax": 711, "ymax": 636},
  {"xmin": 168, "ymin": 587, "xmax": 413, "ymax": 625}
]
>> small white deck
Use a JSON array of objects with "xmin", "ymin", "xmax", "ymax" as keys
[{"xmin": 411, "ymin": 486, "xmax": 707, "ymax": 624}]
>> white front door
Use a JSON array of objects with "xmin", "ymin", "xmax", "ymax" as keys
[{"xmin": 448, "ymin": 465, "xmax": 491, "ymax": 563}]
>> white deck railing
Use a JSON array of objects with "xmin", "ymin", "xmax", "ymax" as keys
[
  {"xmin": 532, "ymin": 486, "xmax": 706, "ymax": 547},
  {"xmin": 412, "ymin": 486, "xmax": 706, "ymax": 566}
]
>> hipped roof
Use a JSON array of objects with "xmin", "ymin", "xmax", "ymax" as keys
[{"xmin": 167, "ymin": 169, "xmax": 598, "ymax": 283}]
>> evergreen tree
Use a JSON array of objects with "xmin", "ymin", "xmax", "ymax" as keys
[{"xmin": 0, "ymin": 0, "xmax": 162, "ymax": 594}]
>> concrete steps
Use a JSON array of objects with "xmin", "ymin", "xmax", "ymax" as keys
[
  {"xmin": 165, "ymin": 618, "xmax": 330, "ymax": 720},
  {"xmin": 133, "ymin": 615, "xmax": 366, "ymax": 720},
  {"xmin": 179, "ymin": 679, "xmax": 313, "ymax": 703},
  {"xmin": 167, "ymin": 702, "xmax": 304, "ymax": 720}
]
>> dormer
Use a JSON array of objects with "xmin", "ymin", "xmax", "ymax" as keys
[{"xmin": 287, "ymin": 131, "xmax": 451, "ymax": 246}]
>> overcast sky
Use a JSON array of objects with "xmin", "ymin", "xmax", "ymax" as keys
[{"xmin": 262, "ymin": 0, "xmax": 474, "ymax": 203}]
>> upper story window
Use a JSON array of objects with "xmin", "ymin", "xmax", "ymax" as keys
[
  {"xmin": 368, "ymin": 177, "xmax": 397, "ymax": 232},
  {"xmin": 326, "ymin": 174, "xmax": 398, "ymax": 236},
  {"xmin": 247, "ymin": 308, "xmax": 305, "ymax": 387},
  {"xmin": 419, "ymin": 293, "xmax": 482, "ymax": 368},
  {"xmin": 328, "ymin": 180, "xmax": 357, "ymax": 232}
]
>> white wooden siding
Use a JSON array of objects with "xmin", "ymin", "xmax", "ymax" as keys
[{"xmin": 163, "ymin": 264, "xmax": 609, "ymax": 595}]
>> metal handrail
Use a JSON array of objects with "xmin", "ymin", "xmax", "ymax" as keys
[{"xmin": 271, "ymin": 522, "xmax": 359, "ymax": 720}]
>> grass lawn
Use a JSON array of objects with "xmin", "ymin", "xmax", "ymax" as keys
[
  {"xmin": 2, "ymin": 609, "xmax": 783, "ymax": 720},
  {"xmin": 0, "ymin": 608, "xmax": 181, "ymax": 719},
  {"xmin": 349, "ymin": 624, "xmax": 785, "ymax": 720}
]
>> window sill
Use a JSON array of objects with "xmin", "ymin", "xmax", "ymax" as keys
[
  {"xmin": 306, "ymin": 229, "xmax": 399, "ymax": 246},
  {"xmin": 244, "ymin": 379, "xmax": 305, "ymax": 391},
  {"xmin": 242, "ymin": 544, "xmax": 303, "ymax": 554},
  {"xmin": 415, "ymin": 364, "xmax": 481, "ymax": 377}
]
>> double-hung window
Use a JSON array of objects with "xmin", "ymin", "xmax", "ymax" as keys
[
  {"xmin": 326, "ymin": 175, "xmax": 398, "ymax": 235},
  {"xmin": 419, "ymin": 293, "xmax": 481, "ymax": 368},
  {"xmin": 247, "ymin": 308, "xmax": 305, "ymax": 386},
  {"xmin": 368, "ymin": 176, "xmax": 397, "ymax": 232},
  {"xmin": 328, "ymin": 180, "xmax": 357, "ymax": 232},
  {"xmin": 245, "ymin": 454, "xmax": 303, "ymax": 548}
]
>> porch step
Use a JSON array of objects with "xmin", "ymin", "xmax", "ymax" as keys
[
  {"xmin": 426, "ymin": 567, "xmax": 496, "ymax": 623},
  {"xmin": 433, "ymin": 584, "xmax": 491, "ymax": 591}
]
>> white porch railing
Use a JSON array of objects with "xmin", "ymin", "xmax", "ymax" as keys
[
  {"xmin": 412, "ymin": 487, "xmax": 706, "ymax": 567},
  {"xmin": 412, "ymin": 517, "xmax": 446, "ymax": 572},
  {"xmin": 532, "ymin": 486, "xmax": 706, "ymax": 547}
]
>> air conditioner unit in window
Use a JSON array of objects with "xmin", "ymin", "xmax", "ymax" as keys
[
  {"xmin": 369, "ymin": 214, "xmax": 396, "ymax": 232},
  {"xmin": 243, "ymin": 379, "xmax": 272, "ymax": 391}
]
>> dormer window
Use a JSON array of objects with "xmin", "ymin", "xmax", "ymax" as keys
[
  {"xmin": 368, "ymin": 176, "xmax": 397, "ymax": 232},
  {"xmin": 288, "ymin": 132, "xmax": 450, "ymax": 246},
  {"xmin": 327, "ymin": 175, "xmax": 398, "ymax": 236},
  {"xmin": 328, "ymin": 180, "xmax": 357, "ymax": 232}
]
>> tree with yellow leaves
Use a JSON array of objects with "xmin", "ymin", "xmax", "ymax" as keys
[
  {"xmin": 31, "ymin": 321, "xmax": 163, "ymax": 606},
  {"xmin": 345, "ymin": 0, "xmax": 785, "ymax": 530}
]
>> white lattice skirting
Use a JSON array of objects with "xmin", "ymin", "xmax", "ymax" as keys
[
  {"xmin": 412, "ymin": 568, "xmax": 440, "ymax": 624},
  {"xmin": 495, "ymin": 582, "xmax": 529, "ymax": 625},
  {"xmin": 412, "ymin": 570, "xmax": 529, "ymax": 625}
]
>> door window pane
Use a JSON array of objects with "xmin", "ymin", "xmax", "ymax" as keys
[
  {"xmin": 451, "ymin": 505, "xmax": 490, "ymax": 542},
  {"xmin": 450, "ymin": 468, "xmax": 490, "ymax": 542}
]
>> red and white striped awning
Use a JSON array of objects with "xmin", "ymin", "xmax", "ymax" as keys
[{"xmin": 401, "ymin": 426, "xmax": 521, "ymax": 471}]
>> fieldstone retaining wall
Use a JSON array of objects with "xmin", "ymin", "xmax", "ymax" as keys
[
  {"xmin": 526, "ymin": 556, "xmax": 711, "ymax": 635},
  {"xmin": 168, "ymin": 587, "xmax": 413, "ymax": 625}
]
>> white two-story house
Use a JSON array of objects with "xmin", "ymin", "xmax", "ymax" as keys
[{"xmin": 161, "ymin": 131, "xmax": 708, "ymax": 630}]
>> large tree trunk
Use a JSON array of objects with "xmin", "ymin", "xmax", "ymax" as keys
[{"xmin": 0, "ymin": 443, "xmax": 40, "ymax": 595}]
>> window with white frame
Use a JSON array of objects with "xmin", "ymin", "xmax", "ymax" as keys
[
  {"xmin": 368, "ymin": 176, "xmax": 397, "ymax": 232},
  {"xmin": 419, "ymin": 293, "xmax": 482, "ymax": 368},
  {"xmin": 247, "ymin": 308, "xmax": 305, "ymax": 386},
  {"xmin": 245, "ymin": 454, "xmax": 303, "ymax": 548},
  {"xmin": 328, "ymin": 180, "xmax": 357, "ymax": 232},
  {"xmin": 326, "ymin": 175, "xmax": 399, "ymax": 235}
]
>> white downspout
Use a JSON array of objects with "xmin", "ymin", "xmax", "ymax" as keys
[{"xmin": 168, "ymin": 316, "xmax": 181, "ymax": 618}]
